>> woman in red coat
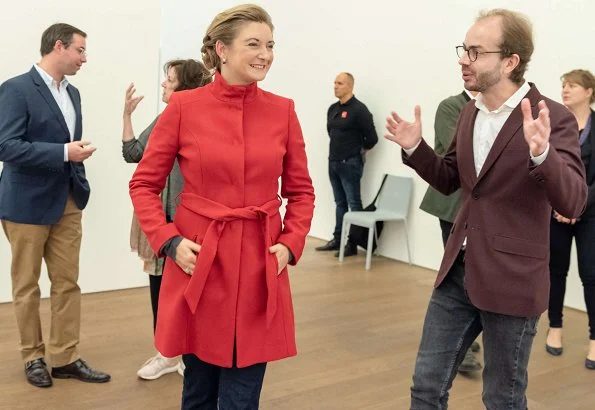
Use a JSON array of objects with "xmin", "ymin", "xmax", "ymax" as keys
[{"xmin": 129, "ymin": 4, "xmax": 315, "ymax": 409}]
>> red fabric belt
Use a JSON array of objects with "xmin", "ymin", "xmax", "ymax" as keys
[{"xmin": 178, "ymin": 193, "xmax": 282, "ymax": 327}]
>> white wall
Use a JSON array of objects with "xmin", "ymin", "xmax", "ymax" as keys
[
  {"xmin": 0, "ymin": 0, "xmax": 161, "ymax": 302},
  {"xmin": 160, "ymin": 0, "xmax": 592, "ymax": 311},
  {"xmin": 0, "ymin": 1, "xmax": 590, "ymax": 313}
]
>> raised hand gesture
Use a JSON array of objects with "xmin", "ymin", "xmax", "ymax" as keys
[
  {"xmin": 384, "ymin": 106, "xmax": 423, "ymax": 150},
  {"xmin": 521, "ymin": 98, "xmax": 550, "ymax": 157},
  {"xmin": 123, "ymin": 82, "xmax": 144, "ymax": 117}
]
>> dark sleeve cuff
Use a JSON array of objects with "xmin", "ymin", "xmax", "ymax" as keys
[
  {"xmin": 160, "ymin": 235, "xmax": 183, "ymax": 260},
  {"xmin": 288, "ymin": 249, "xmax": 295, "ymax": 264}
]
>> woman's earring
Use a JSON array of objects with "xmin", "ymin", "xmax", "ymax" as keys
[{"xmin": 222, "ymin": 57, "xmax": 227, "ymax": 64}]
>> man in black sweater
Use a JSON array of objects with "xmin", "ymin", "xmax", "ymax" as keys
[{"xmin": 316, "ymin": 72, "xmax": 378, "ymax": 256}]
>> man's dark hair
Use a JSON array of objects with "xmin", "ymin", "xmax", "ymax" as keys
[{"xmin": 40, "ymin": 23, "xmax": 87, "ymax": 56}]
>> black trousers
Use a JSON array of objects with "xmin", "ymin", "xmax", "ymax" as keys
[
  {"xmin": 439, "ymin": 219, "xmax": 454, "ymax": 249},
  {"xmin": 548, "ymin": 217, "xmax": 595, "ymax": 340},
  {"xmin": 149, "ymin": 274, "xmax": 163, "ymax": 333}
]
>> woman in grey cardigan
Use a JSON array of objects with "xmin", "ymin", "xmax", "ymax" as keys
[{"xmin": 122, "ymin": 59, "xmax": 211, "ymax": 380}]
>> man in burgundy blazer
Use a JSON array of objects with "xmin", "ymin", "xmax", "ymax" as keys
[{"xmin": 385, "ymin": 9, "xmax": 587, "ymax": 410}]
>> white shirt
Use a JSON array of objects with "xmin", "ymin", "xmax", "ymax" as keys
[
  {"xmin": 405, "ymin": 82, "xmax": 549, "ymax": 168},
  {"xmin": 464, "ymin": 89, "xmax": 475, "ymax": 101},
  {"xmin": 472, "ymin": 81, "xmax": 548, "ymax": 174},
  {"xmin": 33, "ymin": 64, "xmax": 76, "ymax": 161}
]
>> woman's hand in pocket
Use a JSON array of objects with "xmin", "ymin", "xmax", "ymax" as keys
[
  {"xmin": 176, "ymin": 238, "xmax": 201, "ymax": 275},
  {"xmin": 553, "ymin": 211, "xmax": 576, "ymax": 225},
  {"xmin": 269, "ymin": 243, "xmax": 289, "ymax": 275}
]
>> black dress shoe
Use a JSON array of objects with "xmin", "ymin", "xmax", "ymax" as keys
[
  {"xmin": 25, "ymin": 358, "xmax": 52, "ymax": 388},
  {"xmin": 545, "ymin": 344, "xmax": 563, "ymax": 356},
  {"xmin": 585, "ymin": 358, "xmax": 595, "ymax": 370},
  {"xmin": 315, "ymin": 238, "xmax": 340, "ymax": 251},
  {"xmin": 335, "ymin": 241, "xmax": 357, "ymax": 257},
  {"xmin": 51, "ymin": 359, "xmax": 111, "ymax": 383}
]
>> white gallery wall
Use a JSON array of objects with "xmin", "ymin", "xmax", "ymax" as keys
[
  {"xmin": 0, "ymin": 0, "xmax": 161, "ymax": 302},
  {"xmin": 161, "ymin": 0, "xmax": 592, "ymax": 311},
  {"xmin": 0, "ymin": 1, "xmax": 591, "ymax": 313}
]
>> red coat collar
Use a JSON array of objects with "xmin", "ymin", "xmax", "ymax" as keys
[{"xmin": 210, "ymin": 72, "xmax": 259, "ymax": 103}]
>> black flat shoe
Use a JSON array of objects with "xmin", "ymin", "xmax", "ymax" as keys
[
  {"xmin": 545, "ymin": 344, "xmax": 563, "ymax": 356},
  {"xmin": 25, "ymin": 358, "xmax": 52, "ymax": 388},
  {"xmin": 51, "ymin": 358, "xmax": 110, "ymax": 383},
  {"xmin": 586, "ymin": 358, "xmax": 595, "ymax": 370}
]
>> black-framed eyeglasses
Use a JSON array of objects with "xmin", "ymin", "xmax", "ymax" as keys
[{"xmin": 456, "ymin": 45, "xmax": 503, "ymax": 62}]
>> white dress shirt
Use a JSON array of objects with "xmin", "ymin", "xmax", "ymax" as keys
[
  {"xmin": 405, "ymin": 82, "xmax": 549, "ymax": 168},
  {"xmin": 472, "ymin": 81, "xmax": 548, "ymax": 174},
  {"xmin": 33, "ymin": 64, "xmax": 76, "ymax": 161}
]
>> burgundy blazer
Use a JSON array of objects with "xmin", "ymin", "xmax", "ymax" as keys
[{"xmin": 404, "ymin": 84, "xmax": 587, "ymax": 317}]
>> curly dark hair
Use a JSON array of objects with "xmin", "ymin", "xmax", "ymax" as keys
[{"xmin": 164, "ymin": 59, "xmax": 212, "ymax": 91}]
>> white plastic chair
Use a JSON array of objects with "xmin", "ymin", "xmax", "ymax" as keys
[{"xmin": 339, "ymin": 174, "xmax": 413, "ymax": 270}]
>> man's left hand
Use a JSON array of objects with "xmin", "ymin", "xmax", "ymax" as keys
[{"xmin": 521, "ymin": 98, "xmax": 550, "ymax": 157}]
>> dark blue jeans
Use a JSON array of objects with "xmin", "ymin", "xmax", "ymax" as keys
[
  {"xmin": 181, "ymin": 354, "xmax": 267, "ymax": 410},
  {"xmin": 329, "ymin": 155, "xmax": 364, "ymax": 240},
  {"xmin": 411, "ymin": 255, "xmax": 539, "ymax": 410}
]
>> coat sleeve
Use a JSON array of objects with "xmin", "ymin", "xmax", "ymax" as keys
[
  {"xmin": 122, "ymin": 139, "xmax": 146, "ymax": 163},
  {"xmin": 433, "ymin": 97, "xmax": 460, "ymax": 156},
  {"xmin": 277, "ymin": 100, "xmax": 315, "ymax": 265},
  {"xmin": 529, "ymin": 104, "xmax": 587, "ymax": 218},
  {"xmin": 129, "ymin": 95, "xmax": 182, "ymax": 254},
  {"xmin": 585, "ymin": 115, "xmax": 595, "ymax": 211},
  {"xmin": 357, "ymin": 104, "xmax": 378, "ymax": 150},
  {"xmin": 122, "ymin": 116, "xmax": 159, "ymax": 163},
  {"xmin": 0, "ymin": 81, "xmax": 63, "ymax": 169},
  {"xmin": 402, "ymin": 133, "xmax": 461, "ymax": 196}
]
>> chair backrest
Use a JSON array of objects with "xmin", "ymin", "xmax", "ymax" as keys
[{"xmin": 375, "ymin": 174, "xmax": 413, "ymax": 216}]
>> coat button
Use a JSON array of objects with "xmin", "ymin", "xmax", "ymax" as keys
[{"xmin": 472, "ymin": 192, "xmax": 479, "ymax": 200}]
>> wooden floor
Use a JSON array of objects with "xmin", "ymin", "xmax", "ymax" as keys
[{"xmin": 0, "ymin": 237, "xmax": 594, "ymax": 409}]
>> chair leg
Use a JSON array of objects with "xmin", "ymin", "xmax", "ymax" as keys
[
  {"xmin": 403, "ymin": 219, "xmax": 412, "ymax": 265},
  {"xmin": 339, "ymin": 220, "xmax": 349, "ymax": 262},
  {"xmin": 373, "ymin": 225, "xmax": 379, "ymax": 256},
  {"xmin": 365, "ymin": 225, "xmax": 374, "ymax": 270}
]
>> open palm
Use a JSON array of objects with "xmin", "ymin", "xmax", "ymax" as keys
[
  {"xmin": 384, "ymin": 105, "xmax": 423, "ymax": 149},
  {"xmin": 521, "ymin": 98, "xmax": 550, "ymax": 157},
  {"xmin": 124, "ymin": 82, "xmax": 144, "ymax": 116}
]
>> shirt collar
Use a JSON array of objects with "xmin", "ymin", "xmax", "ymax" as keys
[
  {"xmin": 475, "ymin": 81, "xmax": 530, "ymax": 114},
  {"xmin": 33, "ymin": 64, "xmax": 69, "ymax": 89},
  {"xmin": 464, "ymin": 89, "xmax": 476, "ymax": 101},
  {"xmin": 339, "ymin": 95, "xmax": 355, "ymax": 106}
]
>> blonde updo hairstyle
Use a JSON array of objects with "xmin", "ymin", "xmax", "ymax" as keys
[{"xmin": 201, "ymin": 4, "xmax": 274, "ymax": 73}]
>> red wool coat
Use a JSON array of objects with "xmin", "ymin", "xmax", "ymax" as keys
[{"xmin": 129, "ymin": 73, "xmax": 315, "ymax": 368}]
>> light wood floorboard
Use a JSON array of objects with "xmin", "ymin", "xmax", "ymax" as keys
[{"xmin": 0, "ymin": 237, "xmax": 593, "ymax": 409}]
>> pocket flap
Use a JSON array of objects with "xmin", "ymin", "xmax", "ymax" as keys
[{"xmin": 492, "ymin": 234, "xmax": 548, "ymax": 259}]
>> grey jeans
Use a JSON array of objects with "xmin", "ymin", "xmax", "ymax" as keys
[{"xmin": 410, "ymin": 253, "xmax": 539, "ymax": 410}]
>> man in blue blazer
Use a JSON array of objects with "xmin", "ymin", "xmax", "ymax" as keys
[{"xmin": 0, "ymin": 23, "xmax": 110, "ymax": 388}]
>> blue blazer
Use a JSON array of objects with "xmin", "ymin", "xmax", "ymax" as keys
[{"xmin": 0, "ymin": 67, "xmax": 90, "ymax": 225}]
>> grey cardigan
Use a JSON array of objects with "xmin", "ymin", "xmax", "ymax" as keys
[{"xmin": 122, "ymin": 115, "xmax": 184, "ymax": 219}]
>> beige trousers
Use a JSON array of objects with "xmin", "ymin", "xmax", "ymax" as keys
[{"xmin": 2, "ymin": 196, "xmax": 82, "ymax": 366}]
